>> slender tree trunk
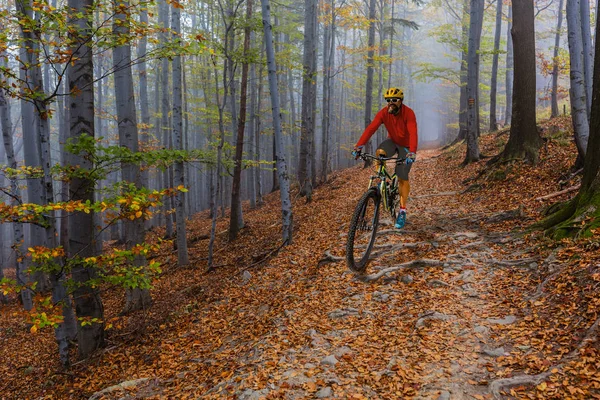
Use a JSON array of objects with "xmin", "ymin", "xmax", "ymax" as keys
[
  {"xmin": 114, "ymin": 0, "xmax": 153, "ymax": 310},
  {"xmin": 261, "ymin": 0, "xmax": 293, "ymax": 244},
  {"xmin": 299, "ymin": 0, "xmax": 317, "ymax": 199},
  {"xmin": 137, "ymin": 4, "xmax": 151, "ymax": 220},
  {"xmin": 248, "ymin": 33, "xmax": 257, "ymax": 209},
  {"xmin": 0, "ymin": 79, "xmax": 31, "ymax": 310},
  {"xmin": 489, "ymin": 0, "xmax": 503, "ymax": 131},
  {"xmin": 464, "ymin": 0, "xmax": 484, "ymax": 164},
  {"xmin": 171, "ymin": 3, "xmax": 189, "ymax": 264},
  {"xmin": 229, "ymin": 0, "xmax": 252, "ymax": 241},
  {"xmin": 68, "ymin": 0, "xmax": 105, "ymax": 360},
  {"xmin": 457, "ymin": 0, "xmax": 469, "ymax": 140},
  {"xmin": 159, "ymin": 0, "xmax": 173, "ymax": 237},
  {"xmin": 551, "ymin": 0, "xmax": 565, "ymax": 118},
  {"xmin": 504, "ymin": 4, "xmax": 514, "ymax": 126},
  {"xmin": 256, "ymin": 52, "xmax": 265, "ymax": 206},
  {"xmin": 364, "ymin": 0, "xmax": 377, "ymax": 161},
  {"xmin": 567, "ymin": 0, "xmax": 590, "ymax": 157},
  {"xmin": 580, "ymin": 0, "xmax": 593, "ymax": 117}
]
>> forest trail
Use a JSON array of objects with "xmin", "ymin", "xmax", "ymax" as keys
[{"xmin": 4, "ymin": 124, "xmax": 600, "ymax": 399}]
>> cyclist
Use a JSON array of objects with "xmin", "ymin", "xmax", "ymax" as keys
[{"xmin": 352, "ymin": 87, "xmax": 418, "ymax": 229}]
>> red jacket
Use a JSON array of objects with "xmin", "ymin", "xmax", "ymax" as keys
[{"xmin": 355, "ymin": 104, "xmax": 418, "ymax": 153}]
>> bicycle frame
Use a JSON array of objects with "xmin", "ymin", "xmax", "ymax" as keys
[{"xmin": 362, "ymin": 154, "xmax": 402, "ymax": 216}]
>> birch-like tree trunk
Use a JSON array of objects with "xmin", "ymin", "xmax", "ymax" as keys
[
  {"xmin": 68, "ymin": 0, "xmax": 104, "ymax": 360},
  {"xmin": 0, "ymin": 77, "xmax": 31, "ymax": 310},
  {"xmin": 159, "ymin": 0, "xmax": 174, "ymax": 237},
  {"xmin": 457, "ymin": 0, "xmax": 469, "ymax": 141},
  {"xmin": 299, "ymin": 0, "xmax": 317, "ymax": 199},
  {"xmin": 504, "ymin": 4, "xmax": 514, "ymax": 126},
  {"xmin": 580, "ymin": 0, "xmax": 593, "ymax": 117},
  {"xmin": 489, "ymin": 0, "xmax": 503, "ymax": 131},
  {"xmin": 364, "ymin": 0, "xmax": 377, "ymax": 151},
  {"xmin": 171, "ymin": 2, "xmax": 189, "ymax": 264},
  {"xmin": 137, "ymin": 4, "xmax": 150, "ymax": 205},
  {"xmin": 567, "ymin": 0, "xmax": 590, "ymax": 157},
  {"xmin": 551, "ymin": 0, "xmax": 565, "ymax": 118},
  {"xmin": 464, "ymin": 0, "xmax": 484, "ymax": 164},
  {"xmin": 113, "ymin": 0, "xmax": 153, "ymax": 311},
  {"xmin": 261, "ymin": 0, "xmax": 293, "ymax": 244},
  {"xmin": 229, "ymin": 0, "xmax": 252, "ymax": 241}
]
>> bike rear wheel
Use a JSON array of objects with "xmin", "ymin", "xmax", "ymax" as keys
[{"xmin": 346, "ymin": 187, "xmax": 381, "ymax": 273}]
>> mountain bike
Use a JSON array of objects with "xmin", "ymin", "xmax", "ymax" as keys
[{"xmin": 346, "ymin": 150, "xmax": 406, "ymax": 273}]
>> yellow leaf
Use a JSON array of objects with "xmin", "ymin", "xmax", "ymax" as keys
[
  {"xmin": 537, "ymin": 381, "xmax": 547, "ymax": 391},
  {"xmin": 135, "ymin": 211, "xmax": 143, "ymax": 218},
  {"xmin": 30, "ymin": 325, "xmax": 38, "ymax": 334}
]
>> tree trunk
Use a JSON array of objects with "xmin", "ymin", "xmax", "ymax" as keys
[
  {"xmin": 489, "ymin": 0, "xmax": 503, "ymax": 132},
  {"xmin": 248, "ymin": 32, "xmax": 258, "ymax": 209},
  {"xmin": 159, "ymin": 0, "xmax": 174, "ymax": 238},
  {"xmin": 580, "ymin": 0, "xmax": 593, "ymax": 117},
  {"xmin": 551, "ymin": 0, "xmax": 565, "ymax": 118},
  {"xmin": 567, "ymin": 0, "xmax": 590, "ymax": 158},
  {"xmin": 463, "ymin": 0, "xmax": 483, "ymax": 164},
  {"xmin": 0, "ymin": 77, "xmax": 31, "ymax": 310},
  {"xmin": 137, "ymin": 4, "xmax": 150, "ymax": 219},
  {"xmin": 68, "ymin": 0, "xmax": 105, "ymax": 360},
  {"xmin": 171, "ymin": 3, "xmax": 189, "ymax": 264},
  {"xmin": 114, "ymin": 0, "xmax": 153, "ymax": 311},
  {"xmin": 298, "ymin": 0, "xmax": 317, "ymax": 199},
  {"xmin": 364, "ymin": 0, "xmax": 376, "ymax": 144},
  {"xmin": 229, "ymin": 0, "xmax": 253, "ymax": 240},
  {"xmin": 539, "ymin": 9, "xmax": 600, "ymax": 238},
  {"xmin": 504, "ymin": 4, "xmax": 514, "ymax": 126},
  {"xmin": 500, "ymin": 0, "xmax": 543, "ymax": 163},
  {"xmin": 458, "ymin": 0, "xmax": 469, "ymax": 141},
  {"xmin": 261, "ymin": 0, "xmax": 294, "ymax": 244}
]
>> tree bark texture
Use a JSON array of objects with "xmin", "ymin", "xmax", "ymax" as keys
[
  {"xmin": 504, "ymin": 5, "xmax": 514, "ymax": 126},
  {"xmin": 503, "ymin": 0, "xmax": 543, "ymax": 163},
  {"xmin": 229, "ymin": 0, "xmax": 252, "ymax": 240},
  {"xmin": 261, "ymin": 0, "xmax": 294, "ymax": 244},
  {"xmin": 68, "ymin": 0, "xmax": 105, "ymax": 360},
  {"xmin": 113, "ymin": 0, "xmax": 154, "ymax": 310},
  {"xmin": 489, "ymin": 0, "xmax": 502, "ymax": 132},
  {"xmin": 551, "ymin": 0, "xmax": 565, "ymax": 118},
  {"xmin": 464, "ymin": 0, "xmax": 483, "ymax": 164},
  {"xmin": 567, "ymin": 0, "xmax": 590, "ymax": 158},
  {"xmin": 298, "ymin": 0, "xmax": 317, "ymax": 199}
]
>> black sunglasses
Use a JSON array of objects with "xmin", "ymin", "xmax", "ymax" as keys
[{"xmin": 386, "ymin": 98, "xmax": 401, "ymax": 103}]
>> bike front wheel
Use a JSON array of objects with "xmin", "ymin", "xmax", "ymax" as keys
[{"xmin": 346, "ymin": 187, "xmax": 381, "ymax": 273}]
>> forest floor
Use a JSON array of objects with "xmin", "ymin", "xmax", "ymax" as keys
[{"xmin": 2, "ymin": 116, "xmax": 600, "ymax": 399}]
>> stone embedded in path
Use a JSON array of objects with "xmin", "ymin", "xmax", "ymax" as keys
[
  {"xmin": 316, "ymin": 387, "xmax": 333, "ymax": 398},
  {"xmin": 487, "ymin": 315, "xmax": 517, "ymax": 325},
  {"xmin": 455, "ymin": 231, "xmax": 479, "ymax": 239},
  {"xmin": 474, "ymin": 325, "xmax": 489, "ymax": 335},
  {"xmin": 401, "ymin": 275, "xmax": 414, "ymax": 284},
  {"xmin": 239, "ymin": 388, "xmax": 270, "ymax": 400},
  {"xmin": 482, "ymin": 347, "xmax": 506, "ymax": 357},
  {"xmin": 437, "ymin": 390, "xmax": 450, "ymax": 400},
  {"xmin": 328, "ymin": 308, "xmax": 360, "ymax": 319},
  {"xmin": 416, "ymin": 312, "xmax": 455, "ymax": 328},
  {"xmin": 321, "ymin": 355, "xmax": 339, "ymax": 366},
  {"xmin": 242, "ymin": 270, "xmax": 252, "ymax": 282}
]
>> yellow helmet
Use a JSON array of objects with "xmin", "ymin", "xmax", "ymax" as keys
[{"xmin": 384, "ymin": 87, "xmax": 404, "ymax": 100}]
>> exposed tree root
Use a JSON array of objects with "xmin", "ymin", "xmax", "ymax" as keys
[
  {"xmin": 356, "ymin": 259, "xmax": 444, "ymax": 283},
  {"xmin": 318, "ymin": 250, "xmax": 343, "ymax": 266},
  {"xmin": 489, "ymin": 317, "xmax": 600, "ymax": 398},
  {"xmin": 88, "ymin": 378, "xmax": 154, "ymax": 400},
  {"xmin": 535, "ymin": 184, "xmax": 580, "ymax": 201},
  {"xmin": 490, "ymin": 257, "xmax": 538, "ymax": 267},
  {"xmin": 412, "ymin": 191, "xmax": 458, "ymax": 199}
]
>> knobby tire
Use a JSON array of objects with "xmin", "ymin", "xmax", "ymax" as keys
[{"xmin": 346, "ymin": 187, "xmax": 381, "ymax": 274}]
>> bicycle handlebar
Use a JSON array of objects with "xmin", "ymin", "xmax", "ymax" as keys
[{"xmin": 357, "ymin": 153, "xmax": 406, "ymax": 163}]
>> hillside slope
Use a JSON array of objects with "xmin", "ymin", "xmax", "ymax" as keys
[{"xmin": 2, "ymin": 117, "xmax": 599, "ymax": 399}]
